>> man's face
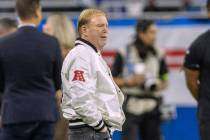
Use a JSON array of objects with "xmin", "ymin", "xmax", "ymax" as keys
[
  {"xmin": 139, "ymin": 24, "xmax": 157, "ymax": 46},
  {"xmin": 84, "ymin": 15, "xmax": 108, "ymax": 50}
]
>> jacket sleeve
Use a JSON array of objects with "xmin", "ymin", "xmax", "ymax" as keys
[
  {"xmin": 0, "ymin": 55, "xmax": 4, "ymax": 92},
  {"xmin": 111, "ymin": 52, "xmax": 124, "ymax": 77},
  {"xmin": 63, "ymin": 55, "xmax": 105, "ymax": 131},
  {"xmin": 159, "ymin": 58, "xmax": 169, "ymax": 81},
  {"xmin": 53, "ymin": 38, "xmax": 62, "ymax": 91},
  {"xmin": 184, "ymin": 35, "xmax": 205, "ymax": 71},
  {"xmin": 0, "ymin": 41, "xmax": 4, "ymax": 93}
]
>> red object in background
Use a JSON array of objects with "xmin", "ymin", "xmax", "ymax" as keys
[
  {"xmin": 165, "ymin": 49, "xmax": 186, "ymax": 69},
  {"xmin": 102, "ymin": 51, "xmax": 117, "ymax": 68},
  {"xmin": 102, "ymin": 49, "xmax": 186, "ymax": 70}
]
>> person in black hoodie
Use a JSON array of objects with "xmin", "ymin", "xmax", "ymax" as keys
[{"xmin": 184, "ymin": 1, "xmax": 210, "ymax": 140}]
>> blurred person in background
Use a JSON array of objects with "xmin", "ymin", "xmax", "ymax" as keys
[
  {"xmin": 0, "ymin": 17, "xmax": 17, "ymax": 132},
  {"xmin": 0, "ymin": 17, "xmax": 17, "ymax": 37},
  {"xmin": 112, "ymin": 19, "xmax": 168, "ymax": 140},
  {"xmin": 44, "ymin": 14, "xmax": 75, "ymax": 58},
  {"xmin": 61, "ymin": 9, "xmax": 125, "ymax": 140},
  {"xmin": 144, "ymin": 0, "xmax": 159, "ymax": 12},
  {"xmin": 184, "ymin": 0, "xmax": 210, "ymax": 140},
  {"xmin": 0, "ymin": 0, "xmax": 62, "ymax": 140},
  {"xmin": 44, "ymin": 13, "xmax": 76, "ymax": 140}
]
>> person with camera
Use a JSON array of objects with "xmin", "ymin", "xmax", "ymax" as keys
[{"xmin": 112, "ymin": 19, "xmax": 168, "ymax": 140}]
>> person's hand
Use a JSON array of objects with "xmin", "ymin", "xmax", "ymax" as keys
[
  {"xmin": 125, "ymin": 74, "xmax": 145, "ymax": 86},
  {"xmin": 134, "ymin": 74, "xmax": 145, "ymax": 85}
]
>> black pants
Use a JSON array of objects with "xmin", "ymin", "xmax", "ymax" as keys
[
  {"xmin": 69, "ymin": 127, "xmax": 111, "ymax": 140},
  {"xmin": 200, "ymin": 120, "xmax": 210, "ymax": 140},
  {"xmin": 122, "ymin": 112, "xmax": 161, "ymax": 140},
  {"xmin": 0, "ymin": 121, "xmax": 55, "ymax": 140}
]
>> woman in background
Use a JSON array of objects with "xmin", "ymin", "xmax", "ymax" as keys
[
  {"xmin": 44, "ymin": 13, "xmax": 75, "ymax": 58},
  {"xmin": 44, "ymin": 13, "xmax": 76, "ymax": 140}
]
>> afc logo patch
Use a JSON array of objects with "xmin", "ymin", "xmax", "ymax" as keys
[{"xmin": 72, "ymin": 70, "xmax": 85, "ymax": 82}]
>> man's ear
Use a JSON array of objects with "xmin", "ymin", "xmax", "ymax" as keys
[
  {"xmin": 35, "ymin": 6, "xmax": 40, "ymax": 18},
  {"xmin": 34, "ymin": 6, "xmax": 42, "ymax": 25},
  {"xmin": 208, "ymin": 11, "xmax": 210, "ymax": 18},
  {"xmin": 81, "ymin": 25, "xmax": 88, "ymax": 37}
]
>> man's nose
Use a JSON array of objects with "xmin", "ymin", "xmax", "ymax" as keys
[{"xmin": 103, "ymin": 26, "xmax": 108, "ymax": 33}]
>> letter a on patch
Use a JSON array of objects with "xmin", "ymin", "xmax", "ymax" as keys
[{"xmin": 72, "ymin": 70, "xmax": 85, "ymax": 82}]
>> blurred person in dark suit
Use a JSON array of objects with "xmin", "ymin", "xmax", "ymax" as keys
[
  {"xmin": 0, "ymin": 18, "xmax": 17, "ymax": 137},
  {"xmin": 0, "ymin": 0, "xmax": 62, "ymax": 140},
  {"xmin": 0, "ymin": 17, "xmax": 17, "ymax": 126},
  {"xmin": 0, "ymin": 17, "xmax": 17, "ymax": 37},
  {"xmin": 44, "ymin": 13, "xmax": 76, "ymax": 140}
]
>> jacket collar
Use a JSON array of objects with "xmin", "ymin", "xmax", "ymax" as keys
[
  {"xmin": 76, "ymin": 38, "xmax": 98, "ymax": 53},
  {"xmin": 18, "ymin": 24, "xmax": 36, "ymax": 28},
  {"xmin": 17, "ymin": 26, "xmax": 37, "ymax": 32}
]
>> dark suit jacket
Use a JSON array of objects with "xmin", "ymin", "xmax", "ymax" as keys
[{"xmin": 0, "ymin": 26, "xmax": 62, "ymax": 125}]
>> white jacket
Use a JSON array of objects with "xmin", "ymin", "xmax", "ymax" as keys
[{"xmin": 61, "ymin": 38, "xmax": 125, "ymax": 132}]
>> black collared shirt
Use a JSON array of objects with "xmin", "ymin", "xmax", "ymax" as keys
[{"xmin": 184, "ymin": 29, "xmax": 210, "ymax": 121}]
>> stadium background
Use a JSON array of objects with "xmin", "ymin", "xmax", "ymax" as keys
[{"xmin": 1, "ymin": 0, "xmax": 210, "ymax": 140}]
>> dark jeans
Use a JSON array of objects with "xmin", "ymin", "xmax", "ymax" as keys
[
  {"xmin": 200, "ymin": 120, "xmax": 210, "ymax": 140},
  {"xmin": 0, "ymin": 121, "xmax": 55, "ymax": 140},
  {"xmin": 69, "ymin": 127, "xmax": 111, "ymax": 140},
  {"xmin": 122, "ymin": 113, "xmax": 161, "ymax": 140}
]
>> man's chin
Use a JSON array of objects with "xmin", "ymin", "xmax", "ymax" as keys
[{"xmin": 99, "ymin": 42, "xmax": 106, "ymax": 49}]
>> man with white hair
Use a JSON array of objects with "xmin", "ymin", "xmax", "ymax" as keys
[{"xmin": 61, "ymin": 9, "xmax": 125, "ymax": 140}]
